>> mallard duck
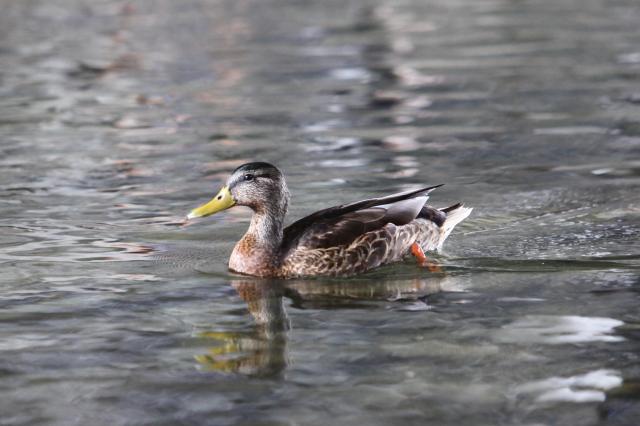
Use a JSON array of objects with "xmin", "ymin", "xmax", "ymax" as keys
[{"xmin": 187, "ymin": 162, "xmax": 471, "ymax": 278}]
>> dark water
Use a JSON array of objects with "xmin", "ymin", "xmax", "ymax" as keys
[{"xmin": 1, "ymin": 0, "xmax": 640, "ymax": 424}]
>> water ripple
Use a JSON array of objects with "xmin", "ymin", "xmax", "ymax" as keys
[{"xmin": 497, "ymin": 315, "xmax": 625, "ymax": 344}]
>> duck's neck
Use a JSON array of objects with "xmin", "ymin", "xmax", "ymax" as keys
[
  {"xmin": 230, "ymin": 199, "xmax": 288, "ymax": 276},
  {"xmin": 245, "ymin": 208, "xmax": 285, "ymax": 252}
]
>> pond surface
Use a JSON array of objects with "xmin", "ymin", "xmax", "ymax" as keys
[{"xmin": 1, "ymin": 0, "xmax": 640, "ymax": 424}]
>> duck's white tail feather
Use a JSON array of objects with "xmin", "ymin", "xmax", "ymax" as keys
[{"xmin": 437, "ymin": 205, "xmax": 473, "ymax": 251}]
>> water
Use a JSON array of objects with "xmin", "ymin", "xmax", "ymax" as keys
[{"xmin": 1, "ymin": 0, "xmax": 639, "ymax": 424}]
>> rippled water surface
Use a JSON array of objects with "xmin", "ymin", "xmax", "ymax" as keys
[{"xmin": 1, "ymin": 0, "xmax": 640, "ymax": 424}]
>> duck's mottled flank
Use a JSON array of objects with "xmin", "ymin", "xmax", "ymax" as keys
[{"xmin": 280, "ymin": 219, "xmax": 440, "ymax": 277}]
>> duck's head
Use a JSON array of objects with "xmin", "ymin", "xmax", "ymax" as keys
[{"xmin": 187, "ymin": 162, "xmax": 290, "ymax": 220}]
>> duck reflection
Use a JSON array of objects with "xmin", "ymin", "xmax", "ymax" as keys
[
  {"xmin": 196, "ymin": 273, "xmax": 455, "ymax": 376},
  {"xmin": 285, "ymin": 275, "xmax": 448, "ymax": 308},
  {"xmin": 195, "ymin": 280, "xmax": 289, "ymax": 377}
]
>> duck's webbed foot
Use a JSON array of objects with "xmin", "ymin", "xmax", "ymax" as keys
[{"xmin": 410, "ymin": 242, "xmax": 442, "ymax": 273}]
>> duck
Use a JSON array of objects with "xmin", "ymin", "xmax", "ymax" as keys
[{"xmin": 186, "ymin": 162, "xmax": 472, "ymax": 278}]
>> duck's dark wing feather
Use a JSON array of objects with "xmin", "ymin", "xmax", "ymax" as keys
[{"xmin": 281, "ymin": 184, "xmax": 442, "ymax": 254}]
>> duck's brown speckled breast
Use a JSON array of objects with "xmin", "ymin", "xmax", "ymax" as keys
[{"xmin": 229, "ymin": 234, "xmax": 279, "ymax": 277}]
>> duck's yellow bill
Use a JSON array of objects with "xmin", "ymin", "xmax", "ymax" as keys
[{"xmin": 187, "ymin": 186, "xmax": 235, "ymax": 219}]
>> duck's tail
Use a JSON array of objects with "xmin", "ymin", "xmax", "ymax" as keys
[{"xmin": 437, "ymin": 203, "xmax": 473, "ymax": 251}]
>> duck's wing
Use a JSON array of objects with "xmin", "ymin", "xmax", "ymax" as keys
[{"xmin": 280, "ymin": 184, "xmax": 442, "ymax": 255}]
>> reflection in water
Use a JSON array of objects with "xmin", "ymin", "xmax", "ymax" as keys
[
  {"xmin": 497, "ymin": 315, "xmax": 625, "ymax": 344},
  {"xmin": 286, "ymin": 274, "xmax": 461, "ymax": 307},
  {"xmin": 195, "ymin": 280, "xmax": 289, "ymax": 377},
  {"xmin": 197, "ymin": 274, "xmax": 455, "ymax": 376}
]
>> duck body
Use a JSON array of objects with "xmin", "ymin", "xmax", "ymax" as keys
[{"xmin": 188, "ymin": 162, "xmax": 472, "ymax": 278}]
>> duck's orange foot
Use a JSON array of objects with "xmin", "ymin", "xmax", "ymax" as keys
[
  {"xmin": 410, "ymin": 243, "xmax": 442, "ymax": 273},
  {"xmin": 410, "ymin": 242, "xmax": 427, "ymax": 263}
]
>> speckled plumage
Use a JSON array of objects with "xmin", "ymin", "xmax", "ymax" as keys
[
  {"xmin": 280, "ymin": 219, "xmax": 440, "ymax": 277},
  {"xmin": 188, "ymin": 162, "xmax": 472, "ymax": 278}
]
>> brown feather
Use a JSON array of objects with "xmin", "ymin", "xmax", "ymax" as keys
[
  {"xmin": 280, "ymin": 219, "xmax": 442, "ymax": 277},
  {"xmin": 293, "ymin": 199, "xmax": 426, "ymax": 251},
  {"xmin": 281, "ymin": 185, "xmax": 441, "ymax": 256}
]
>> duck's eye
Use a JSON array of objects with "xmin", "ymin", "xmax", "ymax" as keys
[{"xmin": 243, "ymin": 173, "xmax": 255, "ymax": 182}]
